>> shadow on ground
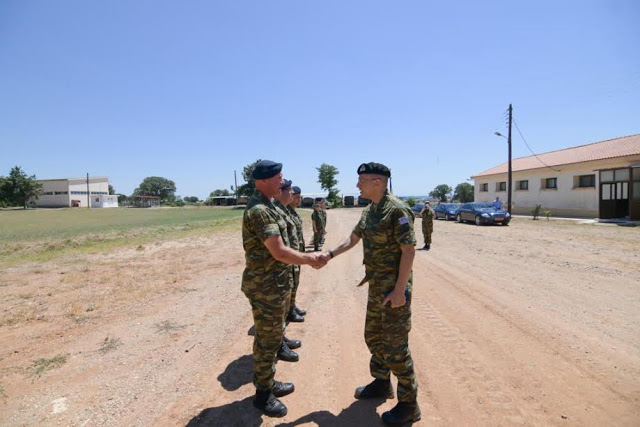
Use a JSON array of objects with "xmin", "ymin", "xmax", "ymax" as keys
[
  {"xmin": 217, "ymin": 354, "xmax": 253, "ymax": 391},
  {"xmin": 186, "ymin": 396, "xmax": 263, "ymax": 426},
  {"xmin": 276, "ymin": 398, "xmax": 387, "ymax": 427}
]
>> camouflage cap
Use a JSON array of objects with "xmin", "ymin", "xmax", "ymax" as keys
[
  {"xmin": 357, "ymin": 162, "xmax": 391, "ymax": 177},
  {"xmin": 251, "ymin": 160, "xmax": 283, "ymax": 179}
]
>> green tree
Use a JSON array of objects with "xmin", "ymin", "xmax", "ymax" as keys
[
  {"xmin": 429, "ymin": 184, "xmax": 452, "ymax": 203},
  {"xmin": 317, "ymin": 163, "xmax": 340, "ymax": 205},
  {"xmin": 453, "ymin": 182, "xmax": 474, "ymax": 203},
  {"xmin": 237, "ymin": 159, "xmax": 261, "ymax": 196},
  {"xmin": 405, "ymin": 197, "xmax": 417, "ymax": 207},
  {"xmin": 0, "ymin": 166, "xmax": 43, "ymax": 209},
  {"xmin": 210, "ymin": 189, "xmax": 231, "ymax": 197},
  {"xmin": 108, "ymin": 184, "xmax": 116, "ymax": 195},
  {"xmin": 133, "ymin": 176, "xmax": 176, "ymax": 201},
  {"xmin": 184, "ymin": 196, "xmax": 199, "ymax": 203}
]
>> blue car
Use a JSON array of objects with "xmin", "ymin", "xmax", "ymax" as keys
[
  {"xmin": 456, "ymin": 202, "xmax": 511, "ymax": 226},
  {"xmin": 411, "ymin": 202, "xmax": 425, "ymax": 217},
  {"xmin": 433, "ymin": 203, "xmax": 461, "ymax": 221}
]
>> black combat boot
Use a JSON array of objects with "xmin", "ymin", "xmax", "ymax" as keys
[
  {"xmin": 287, "ymin": 309, "xmax": 304, "ymax": 323},
  {"xmin": 293, "ymin": 305, "xmax": 307, "ymax": 316},
  {"xmin": 354, "ymin": 378, "xmax": 394, "ymax": 399},
  {"xmin": 422, "ymin": 244, "xmax": 428, "ymax": 250},
  {"xmin": 272, "ymin": 380, "xmax": 295, "ymax": 397},
  {"xmin": 253, "ymin": 389, "xmax": 287, "ymax": 417},
  {"xmin": 381, "ymin": 401, "xmax": 421, "ymax": 424},
  {"xmin": 277, "ymin": 342, "xmax": 299, "ymax": 362},
  {"xmin": 283, "ymin": 336, "xmax": 301, "ymax": 349},
  {"xmin": 426, "ymin": 243, "xmax": 430, "ymax": 250}
]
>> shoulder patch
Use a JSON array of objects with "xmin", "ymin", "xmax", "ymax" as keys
[{"xmin": 398, "ymin": 216, "xmax": 409, "ymax": 225}]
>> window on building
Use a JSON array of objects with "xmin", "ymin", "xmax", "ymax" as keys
[
  {"xmin": 615, "ymin": 169, "xmax": 630, "ymax": 181},
  {"xmin": 577, "ymin": 174, "xmax": 596, "ymax": 188},
  {"xmin": 544, "ymin": 178, "xmax": 557, "ymax": 189},
  {"xmin": 517, "ymin": 180, "xmax": 528, "ymax": 190},
  {"xmin": 633, "ymin": 169, "xmax": 640, "ymax": 201},
  {"xmin": 496, "ymin": 182, "xmax": 506, "ymax": 191},
  {"xmin": 480, "ymin": 183, "xmax": 488, "ymax": 192},
  {"xmin": 54, "ymin": 191, "xmax": 68, "ymax": 195},
  {"xmin": 600, "ymin": 170, "xmax": 614, "ymax": 182}
]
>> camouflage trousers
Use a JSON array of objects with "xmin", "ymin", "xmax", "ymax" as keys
[
  {"xmin": 422, "ymin": 222, "xmax": 433, "ymax": 245},
  {"xmin": 243, "ymin": 283, "xmax": 291, "ymax": 390},
  {"xmin": 365, "ymin": 280, "xmax": 418, "ymax": 402},
  {"xmin": 289, "ymin": 266, "xmax": 301, "ymax": 311},
  {"xmin": 313, "ymin": 228, "xmax": 325, "ymax": 249}
]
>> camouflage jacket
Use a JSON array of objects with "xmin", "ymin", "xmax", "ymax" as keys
[
  {"xmin": 286, "ymin": 205, "xmax": 305, "ymax": 251},
  {"xmin": 421, "ymin": 207, "xmax": 435, "ymax": 225},
  {"xmin": 241, "ymin": 191, "xmax": 292, "ymax": 294},
  {"xmin": 274, "ymin": 201, "xmax": 299, "ymax": 251},
  {"xmin": 353, "ymin": 190, "xmax": 416, "ymax": 285},
  {"xmin": 311, "ymin": 209, "xmax": 325, "ymax": 231}
]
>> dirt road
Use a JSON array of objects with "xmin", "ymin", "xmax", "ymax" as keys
[{"xmin": 1, "ymin": 209, "xmax": 639, "ymax": 426}]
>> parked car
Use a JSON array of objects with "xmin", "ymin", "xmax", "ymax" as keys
[
  {"xmin": 411, "ymin": 203, "xmax": 425, "ymax": 218},
  {"xmin": 433, "ymin": 203, "xmax": 461, "ymax": 221},
  {"xmin": 456, "ymin": 202, "xmax": 511, "ymax": 226}
]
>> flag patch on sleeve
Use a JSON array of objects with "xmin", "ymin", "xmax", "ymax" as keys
[{"xmin": 398, "ymin": 217, "xmax": 409, "ymax": 225}]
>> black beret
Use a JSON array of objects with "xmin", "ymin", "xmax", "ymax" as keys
[
  {"xmin": 251, "ymin": 160, "xmax": 282, "ymax": 180},
  {"xmin": 292, "ymin": 186, "xmax": 301, "ymax": 194},
  {"xmin": 281, "ymin": 179, "xmax": 292, "ymax": 190},
  {"xmin": 357, "ymin": 162, "xmax": 391, "ymax": 177}
]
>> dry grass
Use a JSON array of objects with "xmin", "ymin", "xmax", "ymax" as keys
[
  {"xmin": 99, "ymin": 337, "xmax": 122, "ymax": 354},
  {"xmin": 29, "ymin": 354, "xmax": 68, "ymax": 377},
  {"xmin": 155, "ymin": 320, "xmax": 186, "ymax": 333}
]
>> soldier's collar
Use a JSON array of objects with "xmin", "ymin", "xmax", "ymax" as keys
[
  {"xmin": 256, "ymin": 190, "xmax": 272, "ymax": 205},
  {"xmin": 370, "ymin": 190, "xmax": 390, "ymax": 211}
]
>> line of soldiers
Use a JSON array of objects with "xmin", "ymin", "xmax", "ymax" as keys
[{"xmin": 241, "ymin": 160, "xmax": 420, "ymax": 425}]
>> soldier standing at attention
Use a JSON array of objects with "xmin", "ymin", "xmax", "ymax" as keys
[
  {"xmin": 311, "ymin": 202, "xmax": 324, "ymax": 251},
  {"xmin": 419, "ymin": 201, "xmax": 435, "ymax": 250},
  {"xmin": 286, "ymin": 186, "xmax": 307, "ymax": 321},
  {"xmin": 321, "ymin": 162, "xmax": 421, "ymax": 425},
  {"xmin": 320, "ymin": 199, "xmax": 327, "ymax": 245},
  {"xmin": 272, "ymin": 179, "xmax": 303, "ymax": 361},
  {"xmin": 241, "ymin": 160, "xmax": 326, "ymax": 417}
]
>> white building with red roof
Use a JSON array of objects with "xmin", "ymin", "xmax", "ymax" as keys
[{"xmin": 471, "ymin": 134, "xmax": 640, "ymax": 220}]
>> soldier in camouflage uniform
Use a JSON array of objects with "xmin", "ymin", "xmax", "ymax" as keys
[
  {"xmin": 420, "ymin": 201, "xmax": 435, "ymax": 250},
  {"xmin": 273, "ymin": 179, "xmax": 304, "ymax": 360},
  {"xmin": 311, "ymin": 202, "xmax": 324, "ymax": 251},
  {"xmin": 286, "ymin": 186, "xmax": 307, "ymax": 320},
  {"xmin": 319, "ymin": 199, "xmax": 327, "ymax": 245},
  {"xmin": 241, "ymin": 160, "xmax": 326, "ymax": 418},
  {"xmin": 321, "ymin": 162, "xmax": 421, "ymax": 425}
]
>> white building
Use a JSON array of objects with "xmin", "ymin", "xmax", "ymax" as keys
[
  {"xmin": 34, "ymin": 176, "xmax": 118, "ymax": 208},
  {"xmin": 471, "ymin": 134, "xmax": 640, "ymax": 220}
]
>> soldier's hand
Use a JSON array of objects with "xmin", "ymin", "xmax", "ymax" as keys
[
  {"xmin": 309, "ymin": 252, "xmax": 328, "ymax": 269},
  {"xmin": 382, "ymin": 288, "xmax": 406, "ymax": 308}
]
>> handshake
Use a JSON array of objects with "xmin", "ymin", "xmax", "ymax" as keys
[{"xmin": 307, "ymin": 251, "xmax": 333, "ymax": 269}]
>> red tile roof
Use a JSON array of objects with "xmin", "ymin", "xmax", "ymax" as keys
[{"xmin": 473, "ymin": 134, "xmax": 640, "ymax": 177}]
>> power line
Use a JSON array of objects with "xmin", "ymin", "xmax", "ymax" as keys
[{"xmin": 512, "ymin": 117, "xmax": 562, "ymax": 172}]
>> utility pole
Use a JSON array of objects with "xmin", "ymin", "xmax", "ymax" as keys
[
  {"xmin": 507, "ymin": 104, "xmax": 513, "ymax": 215},
  {"xmin": 234, "ymin": 170, "xmax": 239, "ymax": 205},
  {"xmin": 86, "ymin": 173, "xmax": 91, "ymax": 209}
]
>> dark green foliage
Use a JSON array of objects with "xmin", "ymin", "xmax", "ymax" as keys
[
  {"xmin": 132, "ymin": 176, "xmax": 176, "ymax": 201},
  {"xmin": 429, "ymin": 184, "xmax": 452, "ymax": 203},
  {"xmin": 0, "ymin": 166, "xmax": 43, "ymax": 209},
  {"xmin": 453, "ymin": 182, "xmax": 474, "ymax": 203}
]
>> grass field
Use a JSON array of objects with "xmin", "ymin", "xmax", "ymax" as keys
[{"xmin": 0, "ymin": 207, "xmax": 245, "ymax": 266}]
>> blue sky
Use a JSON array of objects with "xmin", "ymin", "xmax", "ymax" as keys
[{"xmin": 1, "ymin": 1, "xmax": 639, "ymax": 199}]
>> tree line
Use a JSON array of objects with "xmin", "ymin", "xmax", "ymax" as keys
[{"xmin": 1, "ymin": 163, "xmax": 472, "ymax": 209}]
